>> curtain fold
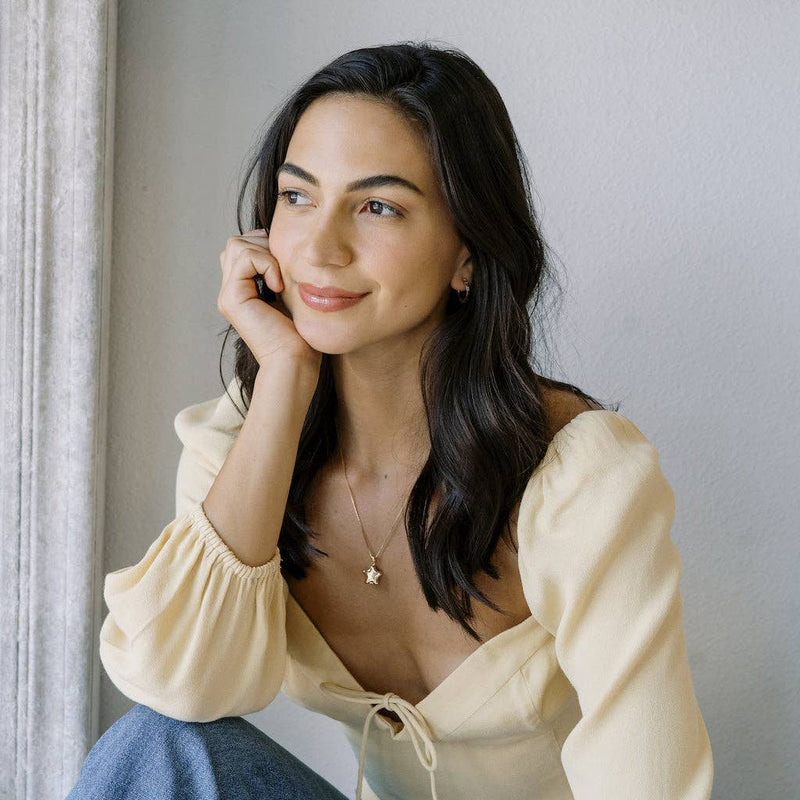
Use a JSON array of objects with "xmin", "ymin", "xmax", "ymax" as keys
[{"xmin": 0, "ymin": 1, "xmax": 117, "ymax": 797}]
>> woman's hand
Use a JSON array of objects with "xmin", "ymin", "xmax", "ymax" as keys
[{"xmin": 217, "ymin": 229, "xmax": 322, "ymax": 370}]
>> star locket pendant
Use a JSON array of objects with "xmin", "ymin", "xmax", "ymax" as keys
[{"xmin": 363, "ymin": 555, "xmax": 382, "ymax": 585}]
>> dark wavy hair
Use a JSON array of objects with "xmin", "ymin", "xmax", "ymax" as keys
[{"xmin": 217, "ymin": 40, "xmax": 618, "ymax": 641}]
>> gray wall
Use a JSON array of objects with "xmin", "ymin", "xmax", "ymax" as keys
[{"xmin": 105, "ymin": 2, "xmax": 800, "ymax": 797}]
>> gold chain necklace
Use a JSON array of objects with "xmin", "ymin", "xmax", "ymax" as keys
[{"xmin": 335, "ymin": 421, "xmax": 416, "ymax": 586}]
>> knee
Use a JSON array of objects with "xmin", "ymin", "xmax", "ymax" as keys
[
  {"xmin": 96, "ymin": 703, "xmax": 188, "ymax": 746},
  {"xmin": 120, "ymin": 702, "xmax": 193, "ymax": 731},
  {"xmin": 83, "ymin": 703, "xmax": 192, "ymax": 762},
  {"xmin": 105, "ymin": 703, "xmax": 247, "ymax": 752},
  {"xmin": 67, "ymin": 704, "xmax": 227, "ymax": 798}
]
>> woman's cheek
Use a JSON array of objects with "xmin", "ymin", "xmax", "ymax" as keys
[{"xmin": 265, "ymin": 226, "xmax": 289, "ymax": 274}]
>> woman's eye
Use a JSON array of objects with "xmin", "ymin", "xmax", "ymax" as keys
[
  {"xmin": 276, "ymin": 189, "xmax": 311, "ymax": 207},
  {"xmin": 365, "ymin": 199, "xmax": 402, "ymax": 217},
  {"xmin": 276, "ymin": 189, "xmax": 402, "ymax": 218}
]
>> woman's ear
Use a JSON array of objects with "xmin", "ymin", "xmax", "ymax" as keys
[{"xmin": 451, "ymin": 246, "xmax": 473, "ymax": 291}]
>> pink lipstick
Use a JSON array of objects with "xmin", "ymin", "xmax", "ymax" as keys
[{"xmin": 298, "ymin": 283, "xmax": 369, "ymax": 312}]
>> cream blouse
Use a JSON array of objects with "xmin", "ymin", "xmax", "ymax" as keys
[{"xmin": 99, "ymin": 378, "xmax": 714, "ymax": 799}]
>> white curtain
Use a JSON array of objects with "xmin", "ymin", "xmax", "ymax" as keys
[{"xmin": 0, "ymin": 1, "xmax": 117, "ymax": 797}]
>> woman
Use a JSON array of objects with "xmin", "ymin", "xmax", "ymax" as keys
[{"xmin": 69, "ymin": 41, "xmax": 713, "ymax": 799}]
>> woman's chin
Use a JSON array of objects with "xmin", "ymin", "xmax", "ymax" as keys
[{"xmin": 293, "ymin": 323, "xmax": 360, "ymax": 356}]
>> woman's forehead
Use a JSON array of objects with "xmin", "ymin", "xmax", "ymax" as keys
[{"xmin": 292, "ymin": 96, "xmax": 427, "ymax": 158}]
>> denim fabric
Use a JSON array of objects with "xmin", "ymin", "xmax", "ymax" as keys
[{"xmin": 66, "ymin": 703, "xmax": 351, "ymax": 799}]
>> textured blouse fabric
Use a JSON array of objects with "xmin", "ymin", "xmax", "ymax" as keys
[{"xmin": 99, "ymin": 378, "xmax": 714, "ymax": 800}]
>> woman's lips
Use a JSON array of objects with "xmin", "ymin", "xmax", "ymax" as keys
[
  {"xmin": 298, "ymin": 284, "xmax": 369, "ymax": 312},
  {"xmin": 298, "ymin": 282, "xmax": 366, "ymax": 298}
]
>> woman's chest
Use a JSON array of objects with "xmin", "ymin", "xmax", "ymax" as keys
[{"xmin": 284, "ymin": 486, "xmax": 530, "ymax": 717}]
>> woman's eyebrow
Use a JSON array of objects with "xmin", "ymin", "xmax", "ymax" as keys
[{"xmin": 277, "ymin": 162, "xmax": 425, "ymax": 196}]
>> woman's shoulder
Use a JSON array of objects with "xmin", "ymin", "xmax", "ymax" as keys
[
  {"xmin": 540, "ymin": 384, "xmax": 656, "ymax": 458},
  {"xmin": 174, "ymin": 377, "xmax": 247, "ymax": 437},
  {"xmin": 533, "ymin": 384, "xmax": 668, "ymax": 501},
  {"xmin": 172, "ymin": 377, "xmax": 247, "ymax": 472},
  {"xmin": 540, "ymin": 384, "xmax": 604, "ymax": 441},
  {"xmin": 511, "ymin": 387, "xmax": 673, "ymax": 554}
]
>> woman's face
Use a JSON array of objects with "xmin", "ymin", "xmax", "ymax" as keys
[{"xmin": 268, "ymin": 92, "xmax": 472, "ymax": 356}]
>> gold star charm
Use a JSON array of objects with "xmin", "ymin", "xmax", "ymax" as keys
[{"xmin": 363, "ymin": 560, "xmax": 382, "ymax": 585}]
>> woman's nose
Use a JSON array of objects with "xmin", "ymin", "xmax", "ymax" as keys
[{"xmin": 301, "ymin": 213, "xmax": 353, "ymax": 267}]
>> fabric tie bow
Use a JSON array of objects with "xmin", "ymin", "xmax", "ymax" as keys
[{"xmin": 319, "ymin": 681, "xmax": 440, "ymax": 800}]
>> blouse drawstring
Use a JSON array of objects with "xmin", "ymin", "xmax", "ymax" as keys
[{"xmin": 319, "ymin": 682, "xmax": 439, "ymax": 800}]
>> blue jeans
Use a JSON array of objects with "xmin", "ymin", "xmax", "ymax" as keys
[{"xmin": 66, "ymin": 703, "xmax": 351, "ymax": 799}]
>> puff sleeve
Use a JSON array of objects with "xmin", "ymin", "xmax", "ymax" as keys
[
  {"xmin": 98, "ymin": 377, "xmax": 289, "ymax": 722},
  {"xmin": 517, "ymin": 411, "xmax": 713, "ymax": 799}
]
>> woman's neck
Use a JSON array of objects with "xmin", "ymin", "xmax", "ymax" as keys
[{"xmin": 331, "ymin": 351, "xmax": 431, "ymax": 480}]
